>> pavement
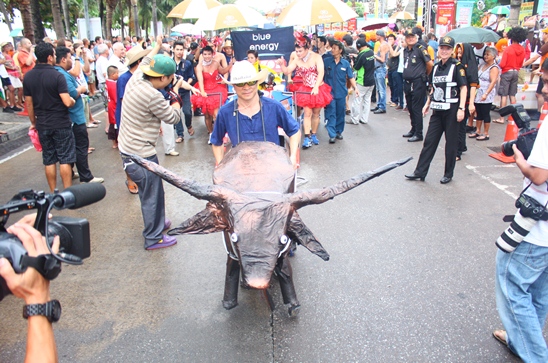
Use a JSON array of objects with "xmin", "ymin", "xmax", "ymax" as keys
[
  {"xmin": 0, "ymin": 99, "xmax": 544, "ymax": 363},
  {"xmin": 0, "ymin": 95, "xmax": 105, "ymax": 158}
]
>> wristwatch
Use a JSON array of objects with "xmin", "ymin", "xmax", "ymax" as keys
[
  {"xmin": 23, "ymin": 300, "xmax": 62, "ymax": 323},
  {"xmin": 458, "ymin": 107, "xmax": 465, "ymax": 110}
]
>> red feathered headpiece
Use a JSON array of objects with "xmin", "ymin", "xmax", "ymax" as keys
[{"xmin": 294, "ymin": 31, "xmax": 308, "ymax": 48}]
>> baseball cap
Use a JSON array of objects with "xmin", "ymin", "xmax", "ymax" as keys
[
  {"xmin": 376, "ymin": 30, "xmax": 386, "ymax": 37},
  {"xmin": 356, "ymin": 38, "xmax": 368, "ymax": 49},
  {"xmin": 190, "ymin": 42, "xmax": 198, "ymax": 50},
  {"xmin": 404, "ymin": 30, "xmax": 416, "ymax": 37},
  {"xmin": 140, "ymin": 54, "xmax": 176, "ymax": 77},
  {"xmin": 438, "ymin": 36, "xmax": 455, "ymax": 48}
]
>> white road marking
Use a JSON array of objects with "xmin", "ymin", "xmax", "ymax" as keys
[
  {"xmin": 465, "ymin": 164, "xmax": 519, "ymax": 199},
  {"xmin": 0, "ymin": 145, "xmax": 33, "ymax": 164}
]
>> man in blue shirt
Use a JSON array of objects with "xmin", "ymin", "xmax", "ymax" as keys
[
  {"xmin": 210, "ymin": 61, "xmax": 301, "ymax": 168},
  {"xmin": 323, "ymin": 40, "xmax": 358, "ymax": 143},
  {"xmin": 55, "ymin": 46, "xmax": 103, "ymax": 184}
]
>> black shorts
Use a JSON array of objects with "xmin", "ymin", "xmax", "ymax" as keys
[
  {"xmin": 537, "ymin": 77, "xmax": 544, "ymax": 94},
  {"xmin": 38, "ymin": 127, "xmax": 76, "ymax": 165},
  {"xmin": 1, "ymin": 76, "xmax": 11, "ymax": 87}
]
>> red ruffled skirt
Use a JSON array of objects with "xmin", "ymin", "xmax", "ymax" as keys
[
  {"xmin": 191, "ymin": 83, "xmax": 228, "ymax": 116},
  {"xmin": 288, "ymin": 75, "xmax": 302, "ymax": 93},
  {"xmin": 295, "ymin": 83, "xmax": 332, "ymax": 109}
]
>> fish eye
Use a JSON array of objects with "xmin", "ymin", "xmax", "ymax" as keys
[
  {"xmin": 230, "ymin": 232, "xmax": 238, "ymax": 243},
  {"xmin": 280, "ymin": 235, "xmax": 288, "ymax": 245}
]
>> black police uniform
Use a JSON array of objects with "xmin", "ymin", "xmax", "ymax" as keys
[
  {"xmin": 403, "ymin": 43, "xmax": 431, "ymax": 139},
  {"xmin": 411, "ymin": 57, "xmax": 467, "ymax": 181}
]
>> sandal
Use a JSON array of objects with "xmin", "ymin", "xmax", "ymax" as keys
[
  {"xmin": 476, "ymin": 135, "xmax": 489, "ymax": 141},
  {"xmin": 188, "ymin": 126, "xmax": 195, "ymax": 136},
  {"xmin": 493, "ymin": 329, "xmax": 508, "ymax": 347},
  {"xmin": 125, "ymin": 180, "xmax": 139, "ymax": 194},
  {"xmin": 468, "ymin": 133, "xmax": 479, "ymax": 138},
  {"xmin": 456, "ymin": 155, "xmax": 461, "ymax": 161},
  {"xmin": 493, "ymin": 118, "xmax": 505, "ymax": 124},
  {"xmin": 175, "ymin": 137, "xmax": 183, "ymax": 143}
]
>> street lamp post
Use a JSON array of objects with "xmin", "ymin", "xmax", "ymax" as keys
[{"xmin": 83, "ymin": 0, "xmax": 91, "ymax": 40}]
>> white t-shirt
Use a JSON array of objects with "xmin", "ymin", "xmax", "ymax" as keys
[
  {"xmin": 96, "ymin": 55, "xmax": 109, "ymax": 84},
  {"xmin": 523, "ymin": 123, "xmax": 548, "ymax": 247},
  {"xmin": 108, "ymin": 55, "xmax": 128, "ymax": 75}
]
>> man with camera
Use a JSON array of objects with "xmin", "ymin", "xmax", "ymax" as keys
[
  {"xmin": 118, "ymin": 36, "xmax": 186, "ymax": 250},
  {"xmin": 493, "ymin": 60, "xmax": 548, "ymax": 362},
  {"xmin": 0, "ymin": 216, "xmax": 61, "ymax": 363}
]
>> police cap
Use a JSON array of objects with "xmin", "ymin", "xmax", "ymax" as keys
[{"xmin": 439, "ymin": 36, "xmax": 455, "ymax": 49}]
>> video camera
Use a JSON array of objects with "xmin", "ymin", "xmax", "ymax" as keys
[
  {"xmin": 0, "ymin": 184, "xmax": 106, "ymax": 301},
  {"xmin": 499, "ymin": 104, "xmax": 538, "ymax": 159}
]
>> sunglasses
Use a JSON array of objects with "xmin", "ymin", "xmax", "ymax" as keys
[{"xmin": 234, "ymin": 80, "xmax": 258, "ymax": 87}]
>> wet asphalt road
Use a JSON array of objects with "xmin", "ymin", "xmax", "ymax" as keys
[{"xmin": 0, "ymin": 105, "xmax": 542, "ymax": 362}]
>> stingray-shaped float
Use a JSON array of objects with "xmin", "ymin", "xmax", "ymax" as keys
[{"xmin": 132, "ymin": 142, "xmax": 410, "ymax": 316}]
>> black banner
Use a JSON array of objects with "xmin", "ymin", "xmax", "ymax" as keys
[{"xmin": 231, "ymin": 26, "xmax": 294, "ymax": 62}]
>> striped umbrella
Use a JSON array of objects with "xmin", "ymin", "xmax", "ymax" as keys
[
  {"xmin": 194, "ymin": 4, "xmax": 267, "ymax": 30},
  {"xmin": 276, "ymin": 0, "xmax": 358, "ymax": 26},
  {"xmin": 168, "ymin": 0, "xmax": 222, "ymax": 19},
  {"xmin": 390, "ymin": 11, "xmax": 414, "ymax": 20}
]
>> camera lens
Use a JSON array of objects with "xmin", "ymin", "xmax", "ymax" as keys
[{"xmin": 501, "ymin": 140, "xmax": 516, "ymax": 157}]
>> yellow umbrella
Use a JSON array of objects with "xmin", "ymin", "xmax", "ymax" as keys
[
  {"xmin": 168, "ymin": 0, "xmax": 222, "ymax": 19},
  {"xmin": 390, "ymin": 11, "xmax": 414, "ymax": 20},
  {"xmin": 194, "ymin": 4, "xmax": 267, "ymax": 30},
  {"xmin": 276, "ymin": 0, "xmax": 358, "ymax": 27}
]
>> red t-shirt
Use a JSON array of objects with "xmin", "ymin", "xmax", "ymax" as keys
[{"xmin": 106, "ymin": 79, "xmax": 117, "ymax": 125}]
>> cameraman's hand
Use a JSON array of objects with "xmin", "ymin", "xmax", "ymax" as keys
[
  {"xmin": 0, "ymin": 222, "xmax": 59, "ymax": 305},
  {"xmin": 512, "ymin": 144, "xmax": 526, "ymax": 164}
]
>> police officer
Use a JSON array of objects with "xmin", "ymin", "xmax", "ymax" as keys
[
  {"xmin": 405, "ymin": 36, "xmax": 468, "ymax": 184},
  {"xmin": 402, "ymin": 30, "xmax": 433, "ymax": 142}
]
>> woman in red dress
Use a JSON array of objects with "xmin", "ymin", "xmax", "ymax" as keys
[
  {"xmin": 192, "ymin": 46, "xmax": 232, "ymax": 143},
  {"xmin": 277, "ymin": 32, "xmax": 332, "ymax": 149}
]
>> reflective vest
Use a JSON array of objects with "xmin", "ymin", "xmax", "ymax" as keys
[{"xmin": 431, "ymin": 61, "xmax": 459, "ymax": 110}]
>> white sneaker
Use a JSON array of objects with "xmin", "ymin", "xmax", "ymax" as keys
[
  {"xmin": 85, "ymin": 177, "xmax": 104, "ymax": 183},
  {"xmin": 165, "ymin": 150, "xmax": 179, "ymax": 156},
  {"xmin": 87, "ymin": 123, "xmax": 98, "ymax": 128},
  {"xmin": 207, "ymin": 133, "xmax": 212, "ymax": 145}
]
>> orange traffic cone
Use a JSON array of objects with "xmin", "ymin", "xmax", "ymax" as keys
[
  {"xmin": 17, "ymin": 102, "xmax": 28, "ymax": 117},
  {"xmin": 489, "ymin": 115, "xmax": 519, "ymax": 163},
  {"xmin": 538, "ymin": 101, "xmax": 548, "ymax": 129}
]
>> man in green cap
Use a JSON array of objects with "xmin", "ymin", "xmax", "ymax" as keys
[{"xmin": 118, "ymin": 35, "xmax": 195, "ymax": 251}]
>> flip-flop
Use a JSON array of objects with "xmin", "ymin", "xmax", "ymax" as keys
[
  {"xmin": 176, "ymin": 137, "xmax": 183, "ymax": 143},
  {"xmin": 468, "ymin": 133, "xmax": 479, "ymax": 138},
  {"xmin": 493, "ymin": 119, "xmax": 505, "ymax": 124},
  {"xmin": 0, "ymin": 131, "xmax": 7, "ymax": 135},
  {"xmin": 477, "ymin": 135, "xmax": 489, "ymax": 141},
  {"xmin": 493, "ymin": 330, "xmax": 508, "ymax": 346},
  {"xmin": 125, "ymin": 180, "xmax": 139, "ymax": 194},
  {"xmin": 188, "ymin": 126, "xmax": 195, "ymax": 136}
]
